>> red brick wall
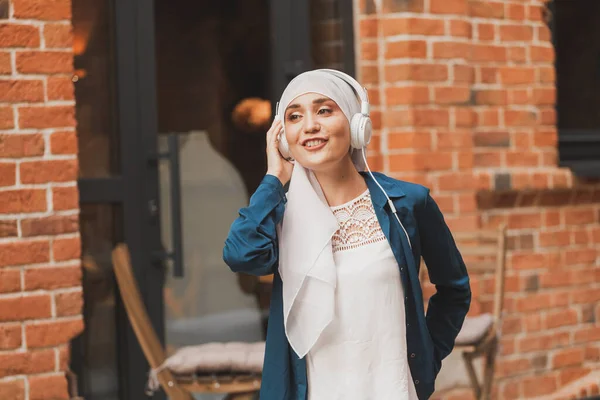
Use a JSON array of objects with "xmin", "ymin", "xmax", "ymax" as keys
[
  {"xmin": 355, "ymin": 0, "xmax": 600, "ymax": 398},
  {"xmin": 0, "ymin": 0, "xmax": 83, "ymax": 398}
]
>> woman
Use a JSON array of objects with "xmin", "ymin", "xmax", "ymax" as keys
[{"xmin": 223, "ymin": 69, "xmax": 470, "ymax": 400}]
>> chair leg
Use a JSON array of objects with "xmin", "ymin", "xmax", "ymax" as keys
[
  {"xmin": 463, "ymin": 352, "xmax": 482, "ymax": 399},
  {"xmin": 481, "ymin": 339, "xmax": 498, "ymax": 400}
]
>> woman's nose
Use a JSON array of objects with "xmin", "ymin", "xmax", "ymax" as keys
[{"xmin": 303, "ymin": 114, "xmax": 320, "ymax": 133}]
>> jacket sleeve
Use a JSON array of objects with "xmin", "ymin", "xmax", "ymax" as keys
[
  {"xmin": 223, "ymin": 174, "xmax": 286, "ymax": 276},
  {"xmin": 417, "ymin": 190, "xmax": 471, "ymax": 364}
]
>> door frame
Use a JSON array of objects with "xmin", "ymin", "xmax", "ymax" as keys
[{"xmin": 77, "ymin": 0, "xmax": 166, "ymax": 398}]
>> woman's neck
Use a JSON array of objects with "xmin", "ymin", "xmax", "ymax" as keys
[{"xmin": 312, "ymin": 157, "xmax": 368, "ymax": 207}]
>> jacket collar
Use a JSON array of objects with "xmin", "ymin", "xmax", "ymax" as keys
[{"xmin": 360, "ymin": 171, "xmax": 406, "ymax": 209}]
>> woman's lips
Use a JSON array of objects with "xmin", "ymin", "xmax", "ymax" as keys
[{"xmin": 303, "ymin": 139, "xmax": 328, "ymax": 152}]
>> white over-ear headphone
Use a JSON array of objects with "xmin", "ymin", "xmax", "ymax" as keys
[{"xmin": 276, "ymin": 69, "xmax": 372, "ymax": 161}]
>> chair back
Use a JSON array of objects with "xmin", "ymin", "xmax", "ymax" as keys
[
  {"xmin": 451, "ymin": 225, "xmax": 508, "ymax": 324},
  {"xmin": 111, "ymin": 243, "xmax": 193, "ymax": 400}
]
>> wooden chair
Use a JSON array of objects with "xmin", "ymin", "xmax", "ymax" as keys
[
  {"xmin": 420, "ymin": 225, "xmax": 508, "ymax": 400},
  {"xmin": 111, "ymin": 243, "xmax": 261, "ymax": 400}
]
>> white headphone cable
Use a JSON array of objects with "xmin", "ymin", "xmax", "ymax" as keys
[{"xmin": 361, "ymin": 150, "xmax": 412, "ymax": 250}]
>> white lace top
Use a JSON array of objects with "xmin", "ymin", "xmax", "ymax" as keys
[{"xmin": 306, "ymin": 189, "xmax": 418, "ymax": 400}]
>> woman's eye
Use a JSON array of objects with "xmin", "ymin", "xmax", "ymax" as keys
[
  {"xmin": 287, "ymin": 114, "xmax": 300, "ymax": 121},
  {"xmin": 317, "ymin": 108, "xmax": 332, "ymax": 115}
]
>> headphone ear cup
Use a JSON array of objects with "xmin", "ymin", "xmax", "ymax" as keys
[
  {"xmin": 350, "ymin": 114, "xmax": 372, "ymax": 149},
  {"xmin": 278, "ymin": 129, "xmax": 293, "ymax": 161}
]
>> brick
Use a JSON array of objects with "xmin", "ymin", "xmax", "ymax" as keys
[
  {"xmin": 0, "ymin": 134, "xmax": 44, "ymax": 157},
  {"xmin": 474, "ymin": 89, "xmax": 507, "ymax": 105},
  {"xmin": 49, "ymin": 131, "xmax": 77, "ymax": 155},
  {"xmin": 0, "ymin": 350, "xmax": 55, "ymax": 377},
  {"xmin": 385, "ymin": 40, "xmax": 427, "ymax": 59},
  {"xmin": 381, "ymin": 0, "xmax": 424, "ymax": 13},
  {"xmin": 359, "ymin": 19, "xmax": 377, "ymax": 38},
  {"xmin": 55, "ymin": 290, "xmax": 83, "ymax": 317},
  {"xmin": 453, "ymin": 65, "xmax": 474, "ymax": 83},
  {"xmin": 532, "ymin": 88, "xmax": 556, "ymax": 105},
  {"xmin": 43, "ymin": 23, "xmax": 73, "ymax": 48},
  {"xmin": 385, "ymin": 86, "xmax": 429, "ymax": 105},
  {"xmin": 413, "ymin": 109, "xmax": 449, "ymax": 127},
  {"xmin": 539, "ymin": 66, "xmax": 555, "ymax": 83},
  {"xmin": 0, "ymin": 269, "xmax": 20, "ymax": 293},
  {"xmin": 16, "ymin": 51, "xmax": 72, "ymax": 74},
  {"xmin": 564, "ymin": 207, "xmax": 595, "ymax": 225},
  {"xmin": 0, "ymin": 162, "xmax": 15, "ymax": 186},
  {"xmin": 52, "ymin": 186, "xmax": 79, "ymax": 211},
  {"xmin": 534, "ymin": 128, "xmax": 557, "ymax": 147},
  {"xmin": 560, "ymin": 367, "xmax": 592, "ymax": 387},
  {"xmin": 21, "ymin": 215, "xmax": 79, "ymax": 237},
  {"xmin": 0, "ymin": 221, "xmax": 17, "ymax": 238},
  {"xmin": 388, "ymin": 131, "xmax": 432, "ymax": 150},
  {"xmin": 584, "ymin": 346, "xmax": 600, "ymax": 362},
  {"xmin": 455, "ymin": 108, "xmax": 475, "ymax": 127},
  {"xmin": 519, "ymin": 331, "xmax": 570, "ymax": 353},
  {"xmin": 385, "ymin": 63, "xmax": 448, "ymax": 82},
  {"xmin": 0, "ymin": 323, "xmax": 21, "ymax": 350},
  {"xmin": 434, "ymin": 86, "xmax": 470, "ymax": 104},
  {"xmin": 553, "ymin": 348, "xmax": 585, "ymax": 368},
  {"xmin": 496, "ymin": 357, "xmax": 530, "ymax": 378},
  {"xmin": 0, "ymin": 24, "xmax": 40, "ymax": 47},
  {"xmin": 505, "ymin": 110, "xmax": 537, "ymax": 127},
  {"xmin": 0, "ymin": 240, "xmax": 50, "ymax": 267},
  {"xmin": 436, "ymin": 130, "xmax": 471, "ymax": 149},
  {"xmin": 381, "ymin": 17, "xmax": 444, "ymax": 36},
  {"xmin": 500, "ymin": 25, "xmax": 533, "ymax": 42},
  {"xmin": 515, "ymin": 292, "xmax": 550, "ymax": 313},
  {"xmin": 572, "ymin": 289, "xmax": 600, "ymax": 304},
  {"xmin": 18, "ymin": 106, "xmax": 75, "ymax": 129},
  {"xmin": 0, "ymin": 295, "xmax": 51, "ymax": 322},
  {"xmin": 0, "ymin": 52, "xmax": 11, "ymax": 74},
  {"xmin": 477, "ymin": 23, "xmax": 495, "ymax": 41},
  {"xmin": 499, "ymin": 67, "xmax": 535, "ymax": 85},
  {"xmin": 508, "ymin": 46, "xmax": 527, "ymax": 63},
  {"xmin": 360, "ymin": 41, "xmax": 378, "ymax": 61},
  {"xmin": 390, "ymin": 151, "xmax": 453, "ymax": 172},
  {"xmin": 12, "ymin": 0, "xmax": 71, "ymax": 20},
  {"xmin": 524, "ymin": 314, "xmax": 541, "ymax": 332},
  {"xmin": 430, "ymin": 0, "xmax": 467, "ymax": 15},
  {"xmin": 506, "ymin": 151, "xmax": 539, "ymax": 167},
  {"xmin": 523, "ymin": 374, "xmax": 557, "ymax": 397},
  {"xmin": 24, "ymin": 265, "xmax": 82, "ymax": 290},
  {"xmin": 53, "ymin": 236, "xmax": 81, "ymax": 261},
  {"xmin": 539, "ymin": 231, "xmax": 570, "ymax": 248},
  {"xmin": 0, "ymin": 106, "xmax": 15, "ymax": 129},
  {"xmin": 507, "ymin": 3, "xmax": 525, "ymax": 20},
  {"xmin": 47, "ymin": 76, "xmax": 74, "ymax": 100},
  {"xmin": 474, "ymin": 151, "xmax": 501, "ymax": 167},
  {"xmin": 26, "ymin": 318, "xmax": 83, "ymax": 348},
  {"xmin": 20, "ymin": 159, "xmax": 77, "ymax": 183},
  {"xmin": 0, "ymin": 80, "xmax": 44, "ymax": 103},
  {"xmin": 450, "ymin": 20, "xmax": 471, "ymax": 38},
  {"xmin": 472, "ymin": 44, "xmax": 506, "ymax": 62},
  {"xmin": 473, "ymin": 131, "xmax": 509, "ymax": 147},
  {"xmin": 432, "ymin": 42, "xmax": 471, "ymax": 59},
  {"xmin": 545, "ymin": 308, "xmax": 578, "ymax": 329},
  {"xmin": 469, "ymin": 1, "xmax": 504, "ymax": 18},
  {"xmin": 0, "ymin": 189, "xmax": 46, "ymax": 213},
  {"xmin": 479, "ymin": 67, "xmax": 498, "ymax": 84},
  {"xmin": 438, "ymin": 173, "xmax": 478, "ymax": 191},
  {"xmin": 531, "ymin": 45, "xmax": 554, "ymax": 62},
  {"xmin": 566, "ymin": 248, "xmax": 597, "ymax": 265},
  {"xmin": 29, "ymin": 374, "xmax": 69, "ymax": 400},
  {"xmin": 0, "ymin": 378, "xmax": 25, "ymax": 400},
  {"xmin": 58, "ymin": 345, "xmax": 70, "ymax": 370}
]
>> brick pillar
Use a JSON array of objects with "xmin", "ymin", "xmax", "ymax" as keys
[
  {"xmin": 356, "ymin": 0, "xmax": 600, "ymax": 399},
  {"xmin": 0, "ymin": 0, "xmax": 83, "ymax": 398}
]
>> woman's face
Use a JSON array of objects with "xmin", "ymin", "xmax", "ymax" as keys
[{"xmin": 283, "ymin": 93, "xmax": 352, "ymax": 171}]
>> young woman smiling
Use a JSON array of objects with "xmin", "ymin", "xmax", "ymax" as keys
[{"xmin": 223, "ymin": 69, "xmax": 471, "ymax": 400}]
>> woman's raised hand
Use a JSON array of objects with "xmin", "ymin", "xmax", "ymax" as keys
[{"xmin": 266, "ymin": 118, "xmax": 293, "ymax": 186}]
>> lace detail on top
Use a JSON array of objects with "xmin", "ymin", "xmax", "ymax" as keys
[{"xmin": 330, "ymin": 190, "xmax": 386, "ymax": 253}]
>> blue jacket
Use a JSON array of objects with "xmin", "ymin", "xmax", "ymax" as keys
[{"xmin": 223, "ymin": 172, "xmax": 471, "ymax": 399}]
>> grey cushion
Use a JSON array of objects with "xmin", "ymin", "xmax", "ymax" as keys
[{"xmin": 455, "ymin": 313, "xmax": 494, "ymax": 345}]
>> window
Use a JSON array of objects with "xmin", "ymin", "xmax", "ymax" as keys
[{"xmin": 551, "ymin": 0, "xmax": 600, "ymax": 177}]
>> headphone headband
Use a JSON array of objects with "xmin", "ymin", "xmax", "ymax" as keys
[{"xmin": 317, "ymin": 69, "xmax": 370, "ymax": 116}]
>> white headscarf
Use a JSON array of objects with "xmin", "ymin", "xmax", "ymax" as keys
[{"xmin": 276, "ymin": 70, "xmax": 367, "ymax": 358}]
